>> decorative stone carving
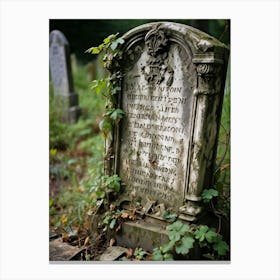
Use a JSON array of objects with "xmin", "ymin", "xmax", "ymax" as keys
[{"xmin": 141, "ymin": 26, "xmax": 174, "ymax": 87}]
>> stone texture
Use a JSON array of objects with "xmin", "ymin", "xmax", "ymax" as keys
[
  {"xmin": 115, "ymin": 221, "xmax": 169, "ymax": 252},
  {"xmin": 49, "ymin": 30, "xmax": 81, "ymax": 123},
  {"xmin": 49, "ymin": 238, "xmax": 83, "ymax": 261},
  {"xmin": 99, "ymin": 246, "xmax": 127, "ymax": 261},
  {"xmin": 106, "ymin": 22, "xmax": 229, "ymax": 223}
]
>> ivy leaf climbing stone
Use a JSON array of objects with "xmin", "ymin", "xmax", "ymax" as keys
[{"xmin": 175, "ymin": 236, "xmax": 194, "ymax": 255}]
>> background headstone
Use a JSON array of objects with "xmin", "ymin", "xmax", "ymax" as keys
[
  {"xmin": 49, "ymin": 30, "xmax": 81, "ymax": 123},
  {"xmin": 70, "ymin": 53, "xmax": 78, "ymax": 75},
  {"xmin": 85, "ymin": 61, "xmax": 96, "ymax": 82}
]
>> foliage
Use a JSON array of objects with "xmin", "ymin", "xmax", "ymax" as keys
[
  {"xmin": 101, "ymin": 207, "xmax": 136, "ymax": 234},
  {"xmin": 134, "ymin": 247, "xmax": 147, "ymax": 260},
  {"xmin": 194, "ymin": 225, "xmax": 229, "ymax": 259},
  {"xmin": 201, "ymin": 188, "xmax": 218, "ymax": 203},
  {"xmin": 86, "ymin": 33, "xmax": 125, "ymax": 139},
  {"xmin": 89, "ymin": 174, "xmax": 122, "ymax": 202},
  {"xmin": 49, "ymin": 92, "xmax": 70, "ymax": 150},
  {"xmin": 152, "ymin": 221, "xmax": 229, "ymax": 261},
  {"xmin": 162, "ymin": 211, "xmax": 178, "ymax": 222},
  {"xmin": 49, "ymin": 63, "xmax": 105, "ymax": 248}
]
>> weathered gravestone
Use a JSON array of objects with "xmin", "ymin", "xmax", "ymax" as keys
[
  {"xmin": 104, "ymin": 22, "xmax": 229, "ymax": 251},
  {"xmin": 49, "ymin": 30, "xmax": 81, "ymax": 123}
]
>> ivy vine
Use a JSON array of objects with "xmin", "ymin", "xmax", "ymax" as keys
[{"xmin": 86, "ymin": 33, "xmax": 125, "ymax": 139}]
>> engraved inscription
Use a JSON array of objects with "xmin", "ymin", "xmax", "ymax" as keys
[{"xmin": 119, "ymin": 38, "xmax": 194, "ymax": 210}]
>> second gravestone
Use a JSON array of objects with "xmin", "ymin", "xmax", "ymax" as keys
[
  {"xmin": 49, "ymin": 30, "xmax": 81, "ymax": 123},
  {"xmin": 103, "ymin": 22, "xmax": 229, "ymax": 250}
]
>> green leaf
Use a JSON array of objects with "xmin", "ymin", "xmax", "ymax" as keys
[
  {"xmin": 168, "ymin": 231, "xmax": 181, "ymax": 242},
  {"xmin": 109, "ymin": 218, "xmax": 116, "ymax": 229},
  {"xmin": 112, "ymin": 86, "xmax": 121, "ymax": 95},
  {"xmin": 166, "ymin": 221, "xmax": 184, "ymax": 232},
  {"xmin": 134, "ymin": 247, "xmax": 146, "ymax": 260},
  {"xmin": 99, "ymin": 118, "xmax": 112, "ymax": 138},
  {"xmin": 213, "ymin": 239, "xmax": 229, "ymax": 256},
  {"xmin": 161, "ymin": 240, "xmax": 175, "ymax": 253},
  {"xmin": 162, "ymin": 211, "xmax": 177, "ymax": 222},
  {"xmin": 152, "ymin": 248, "xmax": 163, "ymax": 261},
  {"xmin": 103, "ymin": 36, "xmax": 111, "ymax": 44},
  {"xmin": 110, "ymin": 41, "xmax": 118, "ymax": 51},
  {"xmin": 50, "ymin": 148, "xmax": 57, "ymax": 156},
  {"xmin": 167, "ymin": 221, "xmax": 190, "ymax": 241},
  {"xmin": 163, "ymin": 253, "xmax": 174, "ymax": 260},
  {"xmin": 104, "ymin": 175, "xmax": 121, "ymax": 192},
  {"xmin": 109, "ymin": 180, "xmax": 120, "ymax": 192},
  {"xmin": 205, "ymin": 228, "xmax": 217, "ymax": 243},
  {"xmin": 103, "ymin": 215, "xmax": 110, "ymax": 224},
  {"xmin": 110, "ymin": 108, "xmax": 124, "ymax": 122},
  {"xmin": 194, "ymin": 225, "xmax": 209, "ymax": 242},
  {"xmin": 86, "ymin": 46, "xmax": 100, "ymax": 54},
  {"xmin": 116, "ymin": 37, "xmax": 125, "ymax": 44},
  {"xmin": 95, "ymin": 190, "xmax": 105, "ymax": 198},
  {"xmin": 178, "ymin": 224, "xmax": 190, "ymax": 235},
  {"xmin": 175, "ymin": 236, "xmax": 194, "ymax": 255},
  {"xmin": 202, "ymin": 188, "xmax": 218, "ymax": 203}
]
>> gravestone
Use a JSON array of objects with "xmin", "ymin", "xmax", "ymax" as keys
[
  {"xmin": 86, "ymin": 61, "xmax": 97, "ymax": 82},
  {"xmin": 49, "ymin": 30, "xmax": 81, "ymax": 123},
  {"xmin": 104, "ymin": 22, "xmax": 229, "ymax": 250}
]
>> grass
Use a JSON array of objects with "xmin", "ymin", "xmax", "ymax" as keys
[{"xmin": 49, "ymin": 62, "xmax": 105, "ymax": 240}]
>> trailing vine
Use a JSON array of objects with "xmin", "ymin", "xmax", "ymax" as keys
[
  {"xmin": 86, "ymin": 33, "xmax": 125, "ymax": 139},
  {"xmin": 85, "ymin": 33, "xmax": 142, "ymax": 252}
]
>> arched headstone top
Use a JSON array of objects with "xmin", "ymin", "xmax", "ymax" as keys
[
  {"xmin": 49, "ymin": 30, "xmax": 69, "ymax": 47},
  {"xmin": 49, "ymin": 29, "xmax": 81, "ymax": 123},
  {"xmin": 122, "ymin": 22, "xmax": 229, "ymax": 63}
]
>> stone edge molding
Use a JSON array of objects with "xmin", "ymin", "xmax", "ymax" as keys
[{"xmin": 105, "ymin": 22, "xmax": 229, "ymax": 222}]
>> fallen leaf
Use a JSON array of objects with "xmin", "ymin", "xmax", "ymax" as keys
[
  {"xmin": 129, "ymin": 214, "xmax": 136, "ymax": 220},
  {"xmin": 116, "ymin": 224, "xmax": 121, "ymax": 232},
  {"xmin": 125, "ymin": 248, "xmax": 133, "ymax": 258},
  {"xmin": 84, "ymin": 236, "xmax": 90, "ymax": 246},
  {"xmin": 61, "ymin": 215, "xmax": 68, "ymax": 225},
  {"xmin": 109, "ymin": 238, "xmax": 115, "ymax": 247},
  {"xmin": 84, "ymin": 221, "xmax": 91, "ymax": 230},
  {"xmin": 61, "ymin": 232, "xmax": 68, "ymax": 242},
  {"xmin": 121, "ymin": 212, "xmax": 129, "ymax": 219},
  {"xmin": 220, "ymin": 163, "xmax": 230, "ymax": 171},
  {"xmin": 78, "ymin": 185, "xmax": 85, "ymax": 193}
]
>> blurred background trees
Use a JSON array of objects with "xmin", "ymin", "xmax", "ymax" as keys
[{"xmin": 50, "ymin": 19, "xmax": 230, "ymax": 64}]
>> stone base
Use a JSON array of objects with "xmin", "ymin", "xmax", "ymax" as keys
[
  {"xmin": 114, "ymin": 212, "xmax": 230, "ymax": 260},
  {"xmin": 115, "ymin": 219, "xmax": 202, "ymax": 260},
  {"xmin": 115, "ymin": 220, "xmax": 169, "ymax": 252},
  {"xmin": 68, "ymin": 105, "xmax": 81, "ymax": 124}
]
